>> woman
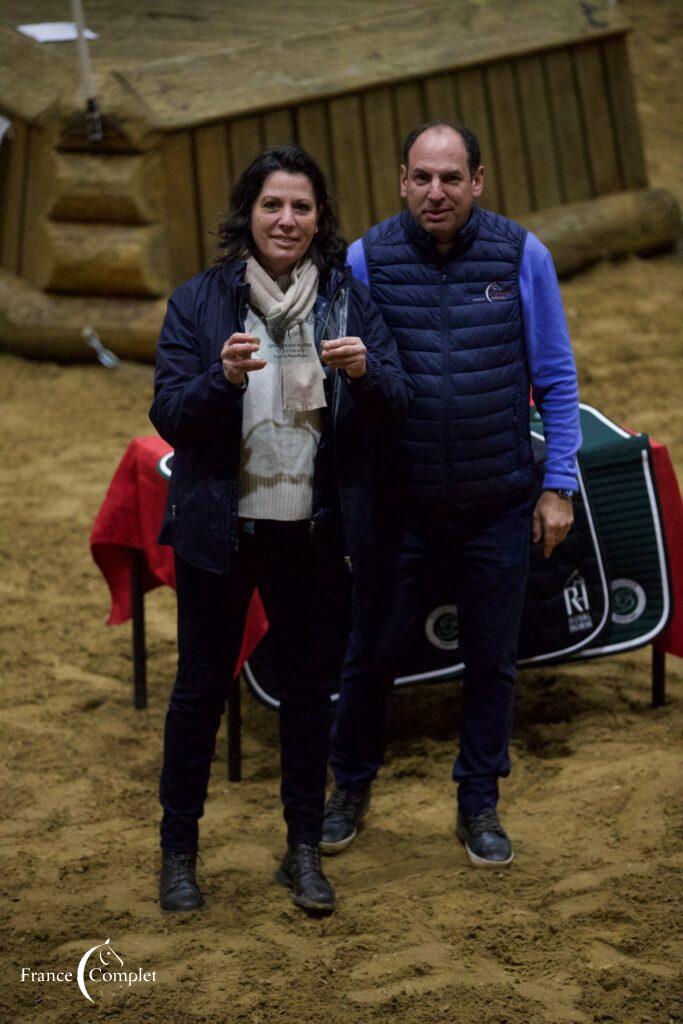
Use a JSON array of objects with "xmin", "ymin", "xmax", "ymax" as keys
[{"xmin": 150, "ymin": 145, "xmax": 408, "ymax": 915}]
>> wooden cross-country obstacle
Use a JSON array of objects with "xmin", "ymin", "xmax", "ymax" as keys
[{"xmin": 0, "ymin": 0, "xmax": 678, "ymax": 362}]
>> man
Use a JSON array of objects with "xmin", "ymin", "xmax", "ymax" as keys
[{"xmin": 322, "ymin": 122, "xmax": 580, "ymax": 867}]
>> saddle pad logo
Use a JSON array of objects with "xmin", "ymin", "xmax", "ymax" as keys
[
  {"xmin": 611, "ymin": 578, "xmax": 647, "ymax": 624},
  {"xmin": 563, "ymin": 574, "xmax": 593, "ymax": 634},
  {"xmin": 425, "ymin": 605, "xmax": 459, "ymax": 650}
]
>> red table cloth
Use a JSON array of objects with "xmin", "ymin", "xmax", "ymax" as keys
[{"xmin": 90, "ymin": 436, "xmax": 268, "ymax": 672}]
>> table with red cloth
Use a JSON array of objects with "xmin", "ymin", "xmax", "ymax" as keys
[
  {"xmin": 90, "ymin": 434, "xmax": 683, "ymax": 777},
  {"xmin": 90, "ymin": 435, "xmax": 268, "ymax": 651},
  {"xmin": 90, "ymin": 436, "xmax": 270, "ymax": 780},
  {"xmin": 646, "ymin": 439, "xmax": 683, "ymax": 659}
]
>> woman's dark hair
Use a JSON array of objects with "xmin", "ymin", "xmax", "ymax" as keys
[{"xmin": 216, "ymin": 145, "xmax": 347, "ymax": 271}]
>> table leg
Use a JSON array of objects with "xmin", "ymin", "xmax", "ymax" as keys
[
  {"xmin": 651, "ymin": 646, "xmax": 666, "ymax": 708},
  {"xmin": 227, "ymin": 673, "xmax": 242, "ymax": 782},
  {"xmin": 130, "ymin": 547, "xmax": 147, "ymax": 710}
]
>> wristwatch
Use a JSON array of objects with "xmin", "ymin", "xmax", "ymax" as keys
[{"xmin": 546, "ymin": 488, "xmax": 576, "ymax": 500}]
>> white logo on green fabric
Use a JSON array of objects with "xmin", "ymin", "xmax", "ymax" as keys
[
  {"xmin": 611, "ymin": 578, "xmax": 647, "ymax": 624},
  {"xmin": 425, "ymin": 605, "xmax": 459, "ymax": 650},
  {"xmin": 563, "ymin": 573, "xmax": 593, "ymax": 634}
]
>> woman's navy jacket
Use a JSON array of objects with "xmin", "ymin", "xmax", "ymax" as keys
[{"xmin": 150, "ymin": 259, "xmax": 410, "ymax": 573}]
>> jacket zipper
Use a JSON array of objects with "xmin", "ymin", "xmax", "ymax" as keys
[
  {"xmin": 223, "ymin": 281, "xmax": 249, "ymax": 570},
  {"xmin": 440, "ymin": 267, "xmax": 451, "ymax": 495},
  {"xmin": 310, "ymin": 277, "xmax": 345, "ymax": 535},
  {"xmin": 329, "ymin": 287, "xmax": 353, "ymax": 571}
]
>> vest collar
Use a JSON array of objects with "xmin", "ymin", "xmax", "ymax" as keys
[{"xmin": 402, "ymin": 204, "xmax": 481, "ymax": 262}]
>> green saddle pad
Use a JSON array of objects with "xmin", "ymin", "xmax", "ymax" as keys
[{"xmin": 531, "ymin": 403, "xmax": 671, "ymax": 657}]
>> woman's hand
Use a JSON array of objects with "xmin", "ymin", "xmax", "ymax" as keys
[
  {"xmin": 321, "ymin": 337, "xmax": 367, "ymax": 379},
  {"xmin": 221, "ymin": 333, "xmax": 267, "ymax": 385}
]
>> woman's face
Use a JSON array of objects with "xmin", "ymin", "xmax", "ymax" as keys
[{"xmin": 250, "ymin": 171, "xmax": 319, "ymax": 277}]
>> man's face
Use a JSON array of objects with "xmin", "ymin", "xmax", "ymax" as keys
[{"xmin": 400, "ymin": 127, "xmax": 484, "ymax": 244}]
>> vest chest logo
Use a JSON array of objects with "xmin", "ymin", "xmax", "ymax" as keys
[
  {"xmin": 468, "ymin": 281, "xmax": 517, "ymax": 304},
  {"xmin": 485, "ymin": 282, "xmax": 515, "ymax": 302}
]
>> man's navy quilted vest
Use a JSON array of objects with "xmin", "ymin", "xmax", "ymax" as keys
[{"xmin": 363, "ymin": 205, "xmax": 535, "ymax": 508}]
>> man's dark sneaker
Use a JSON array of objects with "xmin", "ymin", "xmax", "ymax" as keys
[
  {"xmin": 320, "ymin": 785, "xmax": 371, "ymax": 855},
  {"xmin": 159, "ymin": 852, "xmax": 205, "ymax": 912},
  {"xmin": 456, "ymin": 808, "xmax": 514, "ymax": 868},
  {"xmin": 275, "ymin": 843, "xmax": 336, "ymax": 913}
]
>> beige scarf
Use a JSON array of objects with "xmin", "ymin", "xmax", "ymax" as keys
[{"xmin": 245, "ymin": 255, "xmax": 326, "ymax": 411}]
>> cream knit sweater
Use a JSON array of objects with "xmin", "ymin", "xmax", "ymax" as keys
[{"xmin": 238, "ymin": 308, "xmax": 322, "ymax": 521}]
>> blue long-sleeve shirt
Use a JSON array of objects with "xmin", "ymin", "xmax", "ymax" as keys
[{"xmin": 347, "ymin": 229, "xmax": 581, "ymax": 491}]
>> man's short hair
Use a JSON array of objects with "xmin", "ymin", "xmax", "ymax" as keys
[{"xmin": 402, "ymin": 122, "xmax": 482, "ymax": 176}]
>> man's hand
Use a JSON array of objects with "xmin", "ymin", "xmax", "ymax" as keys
[
  {"xmin": 321, "ymin": 336, "xmax": 367, "ymax": 379},
  {"xmin": 221, "ymin": 333, "xmax": 267, "ymax": 385},
  {"xmin": 532, "ymin": 490, "xmax": 574, "ymax": 558}
]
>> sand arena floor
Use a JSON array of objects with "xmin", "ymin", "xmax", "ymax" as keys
[{"xmin": 1, "ymin": 2, "xmax": 682, "ymax": 1022}]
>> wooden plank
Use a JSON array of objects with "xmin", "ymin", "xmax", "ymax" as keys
[
  {"xmin": 194, "ymin": 122, "xmax": 231, "ymax": 265},
  {"xmin": 263, "ymin": 108, "xmax": 295, "ymax": 147},
  {"xmin": 20, "ymin": 126, "xmax": 56, "ymax": 288},
  {"xmin": 423, "ymin": 72, "xmax": 460, "ymax": 123},
  {"xmin": 600, "ymin": 36, "xmax": 647, "ymax": 189},
  {"xmin": 328, "ymin": 94, "xmax": 373, "ymax": 241},
  {"xmin": 0, "ymin": 120, "xmax": 28, "ymax": 274},
  {"xmin": 295, "ymin": 102, "xmax": 333, "ymax": 183},
  {"xmin": 160, "ymin": 131, "xmax": 202, "ymax": 284},
  {"xmin": 114, "ymin": 3, "xmax": 631, "ymax": 131},
  {"xmin": 362, "ymin": 87, "xmax": 400, "ymax": 223},
  {"xmin": 572, "ymin": 42, "xmax": 621, "ymax": 196},
  {"xmin": 454, "ymin": 66, "xmax": 501, "ymax": 213},
  {"xmin": 542, "ymin": 47, "xmax": 592, "ymax": 203},
  {"xmin": 393, "ymin": 81, "xmax": 425, "ymax": 152},
  {"xmin": 228, "ymin": 115, "xmax": 264, "ymax": 178},
  {"xmin": 484, "ymin": 60, "xmax": 532, "ymax": 217},
  {"xmin": 514, "ymin": 53, "xmax": 562, "ymax": 210}
]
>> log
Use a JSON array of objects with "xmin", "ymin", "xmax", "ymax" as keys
[
  {"xmin": 0, "ymin": 26, "xmax": 73, "ymax": 123},
  {"xmin": 49, "ymin": 152, "xmax": 162, "ymax": 225},
  {"xmin": 55, "ymin": 72, "xmax": 157, "ymax": 154},
  {"xmin": 33, "ymin": 223, "xmax": 171, "ymax": 297},
  {"xmin": 0, "ymin": 270, "xmax": 164, "ymax": 362},
  {"xmin": 524, "ymin": 189, "xmax": 681, "ymax": 277}
]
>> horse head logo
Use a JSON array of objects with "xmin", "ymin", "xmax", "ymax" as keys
[{"xmin": 77, "ymin": 939, "xmax": 123, "ymax": 1002}]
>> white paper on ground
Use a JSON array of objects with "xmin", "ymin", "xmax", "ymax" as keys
[{"xmin": 17, "ymin": 22, "xmax": 98, "ymax": 43}]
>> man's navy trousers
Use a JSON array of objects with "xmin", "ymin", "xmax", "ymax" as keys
[{"xmin": 330, "ymin": 492, "xmax": 533, "ymax": 814}]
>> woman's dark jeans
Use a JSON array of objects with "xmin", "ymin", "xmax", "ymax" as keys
[{"xmin": 160, "ymin": 520, "xmax": 337, "ymax": 853}]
